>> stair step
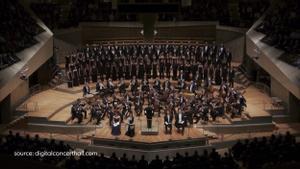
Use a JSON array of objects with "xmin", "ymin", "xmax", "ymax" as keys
[{"xmin": 273, "ymin": 114, "xmax": 291, "ymax": 123}]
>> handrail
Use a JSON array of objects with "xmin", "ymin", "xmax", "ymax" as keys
[{"xmin": 87, "ymin": 39, "xmax": 206, "ymax": 46}]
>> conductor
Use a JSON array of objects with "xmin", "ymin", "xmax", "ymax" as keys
[{"xmin": 144, "ymin": 103, "xmax": 154, "ymax": 129}]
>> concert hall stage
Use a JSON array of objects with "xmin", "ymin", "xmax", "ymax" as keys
[{"xmin": 9, "ymin": 78, "xmax": 282, "ymax": 149}]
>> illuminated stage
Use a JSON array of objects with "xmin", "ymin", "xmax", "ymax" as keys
[{"xmin": 10, "ymin": 78, "xmax": 280, "ymax": 144}]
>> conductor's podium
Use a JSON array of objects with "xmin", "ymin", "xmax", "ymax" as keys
[{"xmin": 140, "ymin": 118, "xmax": 159, "ymax": 135}]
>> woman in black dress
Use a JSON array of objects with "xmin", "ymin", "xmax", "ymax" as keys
[
  {"xmin": 111, "ymin": 112, "xmax": 121, "ymax": 136},
  {"xmin": 125, "ymin": 113, "xmax": 135, "ymax": 137}
]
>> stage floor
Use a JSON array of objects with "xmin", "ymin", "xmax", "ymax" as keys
[{"xmin": 16, "ymin": 81, "xmax": 276, "ymax": 143}]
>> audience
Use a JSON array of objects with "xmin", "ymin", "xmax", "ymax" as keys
[
  {"xmin": 0, "ymin": 0, "xmax": 44, "ymax": 70},
  {"xmin": 255, "ymin": 0, "xmax": 299, "ymax": 54},
  {"xmin": 232, "ymin": 132, "xmax": 299, "ymax": 169},
  {"xmin": 0, "ymin": 131, "xmax": 72, "ymax": 165},
  {"xmin": 1, "ymin": 131, "xmax": 298, "ymax": 169},
  {"xmin": 30, "ymin": 2, "xmax": 61, "ymax": 30},
  {"xmin": 238, "ymin": 0, "xmax": 269, "ymax": 27},
  {"xmin": 31, "ymin": 0, "xmax": 269, "ymax": 29},
  {"xmin": 255, "ymin": 0, "xmax": 300, "ymax": 68}
]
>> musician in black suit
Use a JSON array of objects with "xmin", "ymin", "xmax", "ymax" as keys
[
  {"xmin": 82, "ymin": 83, "xmax": 90, "ymax": 97},
  {"xmin": 107, "ymin": 78, "xmax": 115, "ymax": 94},
  {"xmin": 164, "ymin": 111, "xmax": 173, "ymax": 134},
  {"xmin": 159, "ymin": 58, "xmax": 165, "ymax": 79},
  {"xmin": 177, "ymin": 79, "xmax": 186, "ymax": 92},
  {"xmin": 172, "ymin": 59, "xmax": 178, "ymax": 80},
  {"xmin": 189, "ymin": 80, "xmax": 197, "ymax": 93},
  {"xmin": 144, "ymin": 103, "xmax": 154, "ymax": 129},
  {"xmin": 96, "ymin": 80, "xmax": 105, "ymax": 94},
  {"xmin": 130, "ymin": 76, "xmax": 138, "ymax": 95},
  {"xmin": 91, "ymin": 65, "xmax": 98, "ymax": 83},
  {"xmin": 152, "ymin": 60, "xmax": 158, "ymax": 79},
  {"xmin": 175, "ymin": 110, "xmax": 186, "ymax": 135},
  {"xmin": 145, "ymin": 59, "xmax": 152, "ymax": 79},
  {"xmin": 229, "ymin": 68, "xmax": 235, "ymax": 87},
  {"xmin": 163, "ymin": 79, "xmax": 171, "ymax": 91},
  {"xmin": 67, "ymin": 70, "xmax": 73, "ymax": 88},
  {"xmin": 73, "ymin": 68, "xmax": 79, "ymax": 86},
  {"xmin": 153, "ymin": 78, "xmax": 161, "ymax": 92},
  {"xmin": 165, "ymin": 58, "xmax": 171, "ymax": 79}
]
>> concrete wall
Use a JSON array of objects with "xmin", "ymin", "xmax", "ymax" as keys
[
  {"xmin": 246, "ymin": 17, "xmax": 300, "ymax": 99},
  {"xmin": 216, "ymin": 26, "xmax": 247, "ymax": 63},
  {"xmin": 0, "ymin": 95, "xmax": 11, "ymax": 124},
  {"xmin": 224, "ymin": 36, "xmax": 245, "ymax": 63},
  {"xmin": 0, "ymin": 34, "xmax": 53, "ymax": 103},
  {"xmin": 10, "ymin": 80, "xmax": 30, "ymax": 109},
  {"xmin": 80, "ymin": 22, "xmax": 217, "ymax": 44},
  {"xmin": 289, "ymin": 92, "xmax": 300, "ymax": 121},
  {"xmin": 271, "ymin": 77, "xmax": 290, "ymax": 106},
  {"xmin": 54, "ymin": 28, "xmax": 82, "ymax": 47},
  {"xmin": 53, "ymin": 28, "xmax": 83, "ymax": 64}
]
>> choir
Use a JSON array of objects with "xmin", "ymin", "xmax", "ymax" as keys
[{"xmin": 65, "ymin": 42, "xmax": 234, "ymax": 88}]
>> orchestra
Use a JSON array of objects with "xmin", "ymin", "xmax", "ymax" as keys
[{"xmin": 68, "ymin": 42, "xmax": 246, "ymax": 137}]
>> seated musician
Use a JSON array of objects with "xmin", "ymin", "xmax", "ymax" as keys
[
  {"xmin": 111, "ymin": 111, "xmax": 121, "ymax": 136},
  {"xmin": 177, "ymin": 79, "xmax": 186, "ymax": 92},
  {"xmin": 175, "ymin": 109, "xmax": 187, "ymax": 135},
  {"xmin": 118, "ymin": 78, "xmax": 126, "ymax": 95},
  {"xmin": 107, "ymin": 107, "xmax": 114, "ymax": 127},
  {"xmin": 179, "ymin": 70, "xmax": 184, "ymax": 81},
  {"xmin": 237, "ymin": 94, "xmax": 247, "ymax": 115},
  {"xmin": 189, "ymin": 80, "xmax": 197, "ymax": 93},
  {"xmin": 125, "ymin": 112, "xmax": 135, "ymax": 137},
  {"xmin": 134, "ymin": 94, "xmax": 143, "ymax": 116},
  {"xmin": 185, "ymin": 109, "xmax": 194, "ymax": 126},
  {"xmin": 70, "ymin": 100, "xmax": 85, "ymax": 124},
  {"xmin": 107, "ymin": 78, "xmax": 115, "ymax": 94},
  {"xmin": 75, "ymin": 105, "xmax": 84, "ymax": 123},
  {"xmin": 178, "ymin": 93, "xmax": 186, "ymax": 109},
  {"xmin": 164, "ymin": 111, "xmax": 173, "ymax": 134},
  {"xmin": 90, "ymin": 103, "xmax": 104, "ymax": 125},
  {"xmin": 112, "ymin": 94, "xmax": 119, "ymax": 108},
  {"xmin": 79, "ymin": 100, "xmax": 87, "ymax": 119},
  {"xmin": 96, "ymin": 80, "xmax": 105, "ymax": 94},
  {"xmin": 153, "ymin": 78, "xmax": 161, "ymax": 92},
  {"xmin": 163, "ymin": 79, "xmax": 171, "ymax": 91},
  {"xmin": 82, "ymin": 83, "xmax": 90, "ymax": 97},
  {"xmin": 141, "ymin": 77, "xmax": 150, "ymax": 93},
  {"xmin": 121, "ymin": 100, "xmax": 131, "ymax": 122},
  {"xmin": 70, "ymin": 101, "xmax": 79, "ymax": 122}
]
